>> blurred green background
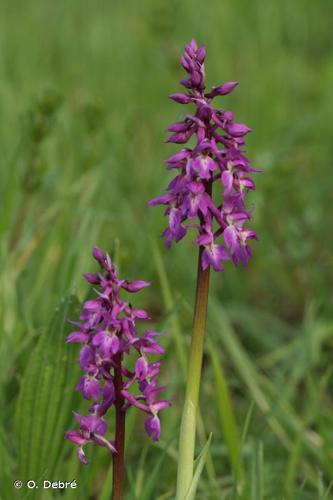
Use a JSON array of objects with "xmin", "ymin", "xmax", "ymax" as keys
[{"xmin": 1, "ymin": 0, "xmax": 333, "ymax": 498}]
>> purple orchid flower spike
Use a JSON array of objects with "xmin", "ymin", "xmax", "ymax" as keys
[
  {"xmin": 149, "ymin": 39, "xmax": 259, "ymax": 271},
  {"xmin": 65, "ymin": 247, "xmax": 170, "ymax": 498},
  {"xmin": 148, "ymin": 40, "xmax": 261, "ymax": 500}
]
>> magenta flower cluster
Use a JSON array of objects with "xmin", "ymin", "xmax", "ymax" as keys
[
  {"xmin": 149, "ymin": 39, "xmax": 258, "ymax": 271},
  {"xmin": 65, "ymin": 247, "xmax": 170, "ymax": 464}
]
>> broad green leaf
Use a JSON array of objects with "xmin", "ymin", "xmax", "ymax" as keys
[{"xmin": 15, "ymin": 295, "xmax": 81, "ymax": 496}]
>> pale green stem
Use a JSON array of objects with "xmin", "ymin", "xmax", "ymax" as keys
[
  {"xmin": 152, "ymin": 239, "xmax": 218, "ymax": 487},
  {"xmin": 176, "ymin": 247, "xmax": 210, "ymax": 500}
]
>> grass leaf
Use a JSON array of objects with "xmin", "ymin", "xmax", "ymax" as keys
[{"xmin": 184, "ymin": 433, "xmax": 212, "ymax": 500}]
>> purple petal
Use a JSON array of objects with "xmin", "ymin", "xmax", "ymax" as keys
[
  {"xmin": 91, "ymin": 330, "xmax": 105, "ymax": 347},
  {"xmin": 197, "ymin": 233, "xmax": 213, "ymax": 246},
  {"xmin": 189, "ymin": 156, "xmax": 216, "ymax": 180},
  {"xmin": 221, "ymin": 170, "xmax": 233, "ymax": 194},
  {"xmin": 180, "ymin": 78, "xmax": 192, "ymax": 89},
  {"xmin": 191, "ymin": 70, "xmax": 201, "ymax": 86},
  {"xmin": 92, "ymin": 434, "xmax": 117, "ymax": 453},
  {"xmin": 167, "ymin": 121, "xmax": 190, "ymax": 133},
  {"xmin": 83, "ymin": 299, "xmax": 101, "ymax": 311},
  {"xmin": 223, "ymin": 226, "xmax": 238, "ymax": 252},
  {"xmin": 77, "ymin": 376, "xmax": 100, "ymax": 401},
  {"xmin": 167, "ymin": 129, "xmax": 194, "ymax": 144},
  {"xmin": 239, "ymin": 177, "xmax": 256, "ymax": 190},
  {"xmin": 67, "ymin": 331, "xmax": 89, "ymax": 343},
  {"xmin": 77, "ymin": 447, "xmax": 89, "ymax": 465},
  {"xmin": 65, "ymin": 430, "xmax": 86, "ymax": 446},
  {"xmin": 233, "ymin": 245, "xmax": 252, "ymax": 267},
  {"xmin": 169, "ymin": 93, "xmax": 191, "ymax": 104},
  {"xmin": 168, "ymin": 208, "xmax": 185, "ymax": 236},
  {"xmin": 207, "ymin": 81, "xmax": 239, "ymax": 97},
  {"xmin": 92, "ymin": 246, "xmax": 105, "ymax": 262},
  {"xmin": 73, "ymin": 412, "xmax": 96, "ymax": 432},
  {"xmin": 243, "ymin": 229, "xmax": 257, "ymax": 240},
  {"xmin": 121, "ymin": 390, "xmax": 149, "ymax": 412},
  {"xmin": 143, "ymin": 342, "xmax": 164, "ymax": 355},
  {"xmin": 103, "ymin": 382, "xmax": 116, "ymax": 404},
  {"xmin": 73, "ymin": 412, "xmax": 106, "ymax": 435},
  {"xmin": 187, "ymin": 39, "xmax": 198, "ymax": 52},
  {"xmin": 79, "ymin": 345, "xmax": 94, "ymax": 370},
  {"xmin": 84, "ymin": 273, "xmax": 99, "ymax": 284},
  {"xmin": 227, "ymin": 122, "xmax": 252, "ymax": 137},
  {"xmin": 132, "ymin": 309, "xmax": 150, "ymax": 320},
  {"xmin": 110, "ymin": 335, "xmax": 120, "ymax": 355},
  {"xmin": 146, "ymin": 361, "xmax": 161, "ymax": 378},
  {"xmin": 152, "ymin": 400, "xmax": 171, "ymax": 412},
  {"xmin": 197, "ymin": 46, "xmax": 206, "ymax": 63},
  {"xmin": 180, "ymin": 55, "xmax": 191, "ymax": 71},
  {"xmin": 201, "ymin": 245, "xmax": 230, "ymax": 272},
  {"xmin": 121, "ymin": 280, "xmax": 150, "ymax": 292},
  {"xmin": 135, "ymin": 357, "xmax": 148, "ymax": 381},
  {"xmin": 166, "ymin": 149, "xmax": 191, "ymax": 164},
  {"xmin": 148, "ymin": 194, "xmax": 173, "ymax": 206},
  {"xmin": 85, "ymin": 377, "xmax": 100, "ymax": 401},
  {"xmin": 94, "ymin": 417, "xmax": 107, "ymax": 436},
  {"xmin": 145, "ymin": 415, "xmax": 161, "ymax": 441}
]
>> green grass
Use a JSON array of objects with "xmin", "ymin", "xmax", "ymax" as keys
[{"xmin": 1, "ymin": 0, "xmax": 333, "ymax": 498}]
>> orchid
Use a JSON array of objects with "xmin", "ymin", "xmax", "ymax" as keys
[
  {"xmin": 65, "ymin": 247, "xmax": 170, "ymax": 499},
  {"xmin": 149, "ymin": 38, "xmax": 258, "ymax": 272},
  {"xmin": 149, "ymin": 39, "xmax": 260, "ymax": 499}
]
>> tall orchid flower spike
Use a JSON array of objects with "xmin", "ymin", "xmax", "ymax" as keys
[
  {"xmin": 149, "ymin": 39, "xmax": 260, "ymax": 499},
  {"xmin": 149, "ymin": 39, "xmax": 258, "ymax": 270},
  {"xmin": 65, "ymin": 247, "xmax": 170, "ymax": 500}
]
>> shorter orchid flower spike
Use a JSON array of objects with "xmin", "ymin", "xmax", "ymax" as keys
[{"xmin": 65, "ymin": 247, "xmax": 170, "ymax": 464}]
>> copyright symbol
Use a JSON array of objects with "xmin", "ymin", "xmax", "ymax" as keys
[{"xmin": 14, "ymin": 480, "xmax": 22, "ymax": 489}]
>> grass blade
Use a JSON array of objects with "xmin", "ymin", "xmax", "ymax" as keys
[
  {"xmin": 208, "ymin": 340, "xmax": 243, "ymax": 481},
  {"xmin": 184, "ymin": 433, "xmax": 212, "ymax": 500}
]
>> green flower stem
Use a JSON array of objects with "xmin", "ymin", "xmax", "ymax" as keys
[{"xmin": 176, "ymin": 247, "xmax": 210, "ymax": 499}]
